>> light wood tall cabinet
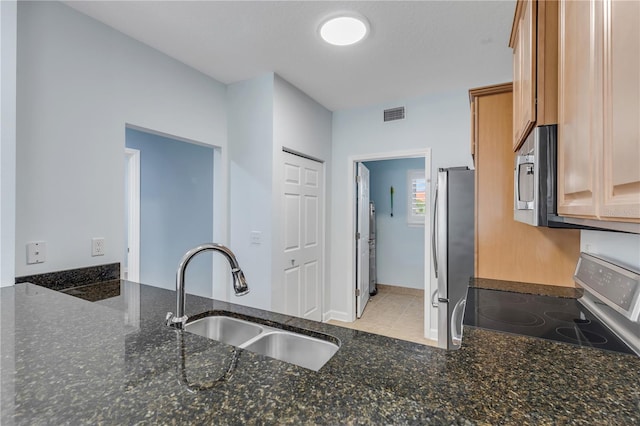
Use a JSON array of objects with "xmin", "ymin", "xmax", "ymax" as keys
[
  {"xmin": 510, "ymin": 0, "xmax": 559, "ymax": 151},
  {"xmin": 470, "ymin": 83, "xmax": 580, "ymax": 287},
  {"xmin": 558, "ymin": 0, "xmax": 640, "ymax": 222}
]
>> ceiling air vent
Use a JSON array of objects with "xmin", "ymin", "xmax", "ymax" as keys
[{"xmin": 384, "ymin": 107, "xmax": 405, "ymax": 122}]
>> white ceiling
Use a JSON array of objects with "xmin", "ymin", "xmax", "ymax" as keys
[{"xmin": 63, "ymin": 1, "xmax": 516, "ymax": 111}]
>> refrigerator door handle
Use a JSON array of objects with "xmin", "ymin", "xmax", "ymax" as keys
[
  {"xmin": 431, "ymin": 289, "xmax": 439, "ymax": 308},
  {"xmin": 450, "ymin": 298, "xmax": 467, "ymax": 347},
  {"xmin": 431, "ymin": 184, "xmax": 439, "ymax": 278}
]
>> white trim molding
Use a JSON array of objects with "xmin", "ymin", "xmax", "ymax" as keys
[
  {"xmin": 323, "ymin": 309, "xmax": 351, "ymax": 323},
  {"xmin": 124, "ymin": 148, "xmax": 140, "ymax": 283}
]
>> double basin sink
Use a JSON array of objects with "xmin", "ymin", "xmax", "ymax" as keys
[{"xmin": 184, "ymin": 314, "xmax": 339, "ymax": 371}]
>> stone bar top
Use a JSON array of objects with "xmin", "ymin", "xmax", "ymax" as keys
[{"xmin": 1, "ymin": 281, "xmax": 638, "ymax": 425}]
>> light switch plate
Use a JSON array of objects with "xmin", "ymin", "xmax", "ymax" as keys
[
  {"xmin": 250, "ymin": 231, "xmax": 262, "ymax": 245},
  {"xmin": 27, "ymin": 241, "xmax": 46, "ymax": 264}
]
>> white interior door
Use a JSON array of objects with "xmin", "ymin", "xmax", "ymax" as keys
[
  {"xmin": 356, "ymin": 163, "xmax": 370, "ymax": 318},
  {"xmin": 282, "ymin": 152, "xmax": 323, "ymax": 321}
]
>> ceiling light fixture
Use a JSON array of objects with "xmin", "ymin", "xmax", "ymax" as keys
[{"xmin": 319, "ymin": 14, "xmax": 369, "ymax": 46}]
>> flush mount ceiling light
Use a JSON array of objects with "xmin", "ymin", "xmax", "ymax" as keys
[{"xmin": 319, "ymin": 14, "xmax": 369, "ymax": 46}]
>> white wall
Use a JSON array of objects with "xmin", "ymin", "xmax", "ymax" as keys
[
  {"xmin": 227, "ymin": 73, "xmax": 332, "ymax": 313},
  {"xmin": 364, "ymin": 158, "xmax": 425, "ymax": 289},
  {"xmin": 272, "ymin": 74, "xmax": 332, "ymax": 314},
  {"xmin": 581, "ymin": 231, "xmax": 640, "ymax": 272},
  {"xmin": 0, "ymin": 0, "xmax": 17, "ymax": 287},
  {"xmin": 273, "ymin": 75, "xmax": 333, "ymax": 162},
  {"xmin": 330, "ymin": 89, "xmax": 474, "ymax": 325},
  {"xmin": 227, "ymin": 74, "xmax": 274, "ymax": 310},
  {"xmin": 15, "ymin": 2, "xmax": 227, "ymax": 282}
]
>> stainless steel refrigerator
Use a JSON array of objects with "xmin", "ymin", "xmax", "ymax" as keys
[{"xmin": 432, "ymin": 167, "xmax": 474, "ymax": 350}]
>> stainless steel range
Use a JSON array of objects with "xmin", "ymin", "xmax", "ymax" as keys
[
  {"xmin": 574, "ymin": 253, "xmax": 640, "ymax": 355},
  {"xmin": 464, "ymin": 253, "xmax": 640, "ymax": 356}
]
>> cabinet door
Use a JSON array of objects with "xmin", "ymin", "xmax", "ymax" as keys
[
  {"xmin": 557, "ymin": 0, "xmax": 601, "ymax": 217},
  {"xmin": 600, "ymin": 0, "xmax": 640, "ymax": 221},
  {"xmin": 512, "ymin": 0, "xmax": 537, "ymax": 150}
]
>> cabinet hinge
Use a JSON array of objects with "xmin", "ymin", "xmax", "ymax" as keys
[
  {"xmin": 355, "ymin": 289, "xmax": 361, "ymax": 297},
  {"xmin": 356, "ymin": 175, "xmax": 361, "ymax": 183},
  {"xmin": 356, "ymin": 232, "xmax": 360, "ymax": 240}
]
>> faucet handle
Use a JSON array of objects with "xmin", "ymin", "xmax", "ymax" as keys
[
  {"xmin": 165, "ymin": 312, "xmax": 188, "ymax": 329},
  {"xmin": 165, "ymin": 312, "xmax": 175, "ymax": 326}
]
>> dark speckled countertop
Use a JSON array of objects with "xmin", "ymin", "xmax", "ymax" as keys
[
  {"xmin": 470, "ymin": 277, "xmax": 584, "ymax": 298},
  {"xmin": 1, "ymin": 281, "xmax": 639, "ymax": 425}
]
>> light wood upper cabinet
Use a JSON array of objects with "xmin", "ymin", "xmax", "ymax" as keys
[
  {"xmin": 601, "ymin": 0, "xmax": 640, "ymax": 220},
  {"xmin": 557, "ymin": 0, "xmax": 599, "ymax": 217},
  {"xmin": 511, "ymin": 0, "xmax": 536, "ymax": 149},
  {"xmin": 558, "ymin": 0, "xmax": 640, "ymax": 222},
  {"xmin": 510, "ymin": 0, "xmax": 559, "ymax": 151}
]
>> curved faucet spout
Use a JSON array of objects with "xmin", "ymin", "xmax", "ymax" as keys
[{"xmin": 166, "ymin": 243, "xmax": 249, "ymax": 329}]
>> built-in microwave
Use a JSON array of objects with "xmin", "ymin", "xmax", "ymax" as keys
[
  {"xmin": 514, "ymin": 125, "xmax": 566, "ymax": 227},
  {"xmin": 513, "ymin": 125, "xmax": 639, "ymax": 233}
]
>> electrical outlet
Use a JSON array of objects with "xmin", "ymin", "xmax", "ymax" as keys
[
  {"xmin": 27, "ymin": 241, "xmax": 46, "ymax": 264},
  {"xmin": 92, "ymin": 238, "xmax": 105, "ymax": 256}
]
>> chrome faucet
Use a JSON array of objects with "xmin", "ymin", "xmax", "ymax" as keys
[{"xmin": 166, "ymin": 243, "xmax": 249, "ymax": 329}]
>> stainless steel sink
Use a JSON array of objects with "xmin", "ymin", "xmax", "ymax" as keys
[
  {"xmin": 184, "ymin": 316, "xmax": 263, "ymax": 347},
  {"xmin": 242, "ymin": 331, "xmax": 339, "ymax": 371},
  {"xmin": 182, "ymin": 314, "xmax": 339, "ymax": 371}
]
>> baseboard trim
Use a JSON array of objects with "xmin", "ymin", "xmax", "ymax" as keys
[
  {"xmin": 323, "ymin": 310, "xmax": 351, "ymax": 323},
  {"xmin": 376, "ymin": 283, "xmax": 424, "ymax": 296}
]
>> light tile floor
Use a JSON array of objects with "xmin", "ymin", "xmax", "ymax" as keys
[{"xmin": 328, "ymin": 284, "xmax": 438, "ymax": 347}]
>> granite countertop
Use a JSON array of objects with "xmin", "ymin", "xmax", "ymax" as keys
[
  {"xmin": 470, "ymin": 277, "xmax": 584, "ymax": 299},
  {"xmin": 1, "ymin": 281, "xmax": 639, "ymax": 425}
]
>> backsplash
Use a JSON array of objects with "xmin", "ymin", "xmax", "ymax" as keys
[
  {"xmin": 581, "ymin": 230, "xmax": 640, "ymax": 271},
  {"xmin": 15, "ymin": 263, "xmax": 120, "ymax": 291}
]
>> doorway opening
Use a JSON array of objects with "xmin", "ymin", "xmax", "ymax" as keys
[
  {"xmin": 329, "ymin": 149, "xmax": 435, "ymax": 346},
  {"xmin": 124, "ymin": 126, "xmax": 221, "ymax": 298}
]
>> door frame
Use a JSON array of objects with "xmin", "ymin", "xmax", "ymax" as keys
[
  {"xmin": 347, "ymin": 148, "xmax": 433, "ymax": 338},
  {"xmin": 124, "ymin": 148, "xmax": 140, "ymax": 283}
]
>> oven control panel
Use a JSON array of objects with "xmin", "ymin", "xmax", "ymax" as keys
[{"xmin": 574, "ymin": 253, "xmax": 640, "ymax": 322}]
